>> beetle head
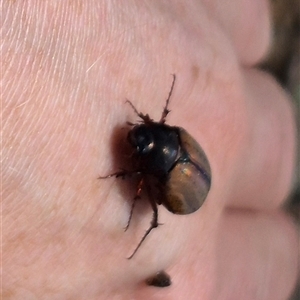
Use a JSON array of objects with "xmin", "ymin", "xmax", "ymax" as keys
[{"xmin": 127, "ymin": 124, "xmax": 154, "ymax": 156}]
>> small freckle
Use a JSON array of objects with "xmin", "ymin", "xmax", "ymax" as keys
[{"xmin": 191, "ymin": 65, "xmax": 200, "ymax": 80}]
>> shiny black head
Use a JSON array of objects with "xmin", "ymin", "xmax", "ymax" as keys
[
  {"xmin": 127, "ymin": 123, "xmax": 180, "ymax": 174},
  {"xmin": 127, "ymin": 124, "xmax": 154, "ymax": 155}
]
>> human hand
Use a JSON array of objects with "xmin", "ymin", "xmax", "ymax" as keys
[{"xmin": 3, "ymin": 1, "xmax": 298, "ymax": 299}]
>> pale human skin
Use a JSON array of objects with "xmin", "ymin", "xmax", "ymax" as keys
[{"xmin": 2, "ymin": 1, "xmax": 298, "ymax": 299}]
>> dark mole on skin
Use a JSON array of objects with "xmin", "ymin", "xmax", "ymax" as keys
[{"xmin": 146, "ymin": 270, "xmax": 172, "ymax": 287}]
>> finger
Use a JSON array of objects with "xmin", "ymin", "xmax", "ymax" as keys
[
  {"xmin": 227, "ymin": 69, "xmax": 296, "ymax": 209},
  {"xmin": 203, "ymin": 0, "xmax": 271, "ymax": 65},
  {"xmin": 213, "ymin": 208, "xmax": 298, "ymax": 300}
]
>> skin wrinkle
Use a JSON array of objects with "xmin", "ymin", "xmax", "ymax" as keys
[{"xmin": 3, "ymin": 2, "xmax": 97, "ymax": 202}]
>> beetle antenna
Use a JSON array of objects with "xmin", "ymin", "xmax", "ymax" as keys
[
  {"xmin": 125, "ymin": 99, "xmax": 140, "ymax": 116},
  {"xmin": 125, "ymin": 99, "xmax": 152, "ymax": 123},
  {"xmin": 159, "ymin": 74, "xmax": 176, "ymax": 124}
]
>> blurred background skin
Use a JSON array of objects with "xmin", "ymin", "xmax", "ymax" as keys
[
  {"xmin": 262, "ymin": 0, "xmax": 300, "ymax": 299},
  {"xmin": 4, "ymin": 1, "xmax": 299, "ymax": 299}
]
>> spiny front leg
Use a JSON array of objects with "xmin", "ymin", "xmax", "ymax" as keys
[{"xmin": 159, "ymin": 74, "xmax": 176, "ymax": 124}]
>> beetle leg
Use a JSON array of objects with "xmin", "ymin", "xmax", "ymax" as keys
[
  {"xmin": 124, "ymin": 177, "xmax": 144, "ymax": 231},
  {"xmin": 159, "ymin": 74, "xmax": 176, "ymax": 124},
  {"xmin": 98, "ymin": 169, "xmax": 141, "ymax": 179},
  {"xmin": 127, "ymin": 185, "xmax": 159, "ymax": 259}
]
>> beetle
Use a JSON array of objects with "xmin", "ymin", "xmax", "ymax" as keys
[{"xmin": 99, "ymin": 74, "xmax": 211, "ymax": 259}]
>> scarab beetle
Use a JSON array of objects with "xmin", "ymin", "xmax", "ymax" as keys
[{"xmin": 100, "ymin": 74, "xmax": 211, "ymax": 259}]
